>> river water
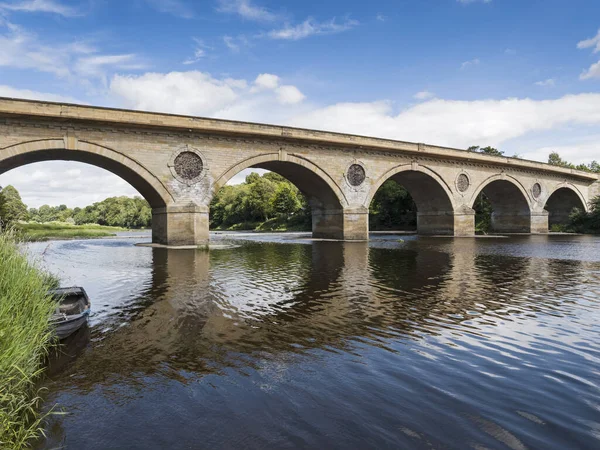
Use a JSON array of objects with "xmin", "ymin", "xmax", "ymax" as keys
[{"xmin": 31, "ymin": 233, "xmax": 600, "ymax": 449}]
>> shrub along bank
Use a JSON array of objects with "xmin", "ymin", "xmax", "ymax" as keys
[{"xmin": 0, "ymin": 231, "xmax": 59, "ymax": 448}]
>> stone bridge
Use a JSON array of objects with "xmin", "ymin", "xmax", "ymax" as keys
[{"xmin": 0, "ymin": 97, "xmax": 598, "ymax": 246}]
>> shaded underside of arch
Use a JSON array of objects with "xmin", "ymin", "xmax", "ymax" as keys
[
  {"xmin": 0, "ymin": 147, "xmax": 169, "ymax": 208},
  {"xmin": 474, "ymin": 179, "xmax": 531, "ymax": 233},
  {"xmin": 382, "ymin": 170, "xmax": 456, "ymax": 235},
  {"xmin": 545, "ymin": 187, "xmax": 586, "ymax": 228}
]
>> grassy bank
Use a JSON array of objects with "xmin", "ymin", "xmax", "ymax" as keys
[
  {"xmin": 0, "ymin": 231, "xmax": 59, "ymax": 448},
  {"xmin": 213, "ymin": 215, "xmax": 311, "ymax": 233},
  {"xmin": 14, "ymin": 222, "xmax": 126, "ymax": 241}
]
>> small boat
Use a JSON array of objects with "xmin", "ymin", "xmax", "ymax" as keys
[{"xmin": 49, "ymin": 287, "xmax": 91, "ymax": 340}]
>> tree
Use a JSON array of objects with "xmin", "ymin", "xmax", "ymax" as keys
[
  {"xmin": 272, "ymin": 184, "xmax": 302, "ymax": 217},
  {"xmin": 369, "ymin": 180, "xmax": 416, "ymax": 230},
  {"xmin": 548, "ymin": 152, "xmax": 572, "ymax": 168},
  {"xmin": 467, "ymin": 145, "xmax": 504, "ymax": 157},
  {"xmin": 0, "ymin": 185, "xmax": 28, "ymax": 223}
]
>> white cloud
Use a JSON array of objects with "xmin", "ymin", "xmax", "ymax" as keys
[
  {"xmin": 217, "ymin": 0, "xmax": 277, "ymax": 22},
  {"xmin": 534, "ymin": 78, "xmax": 555, "ymax": 87},
  {"xmin": 376, "ymin": 14, "xmax": 386, "ymax": 22},
  {"xmin": 276, "ymin": 85, "xmax": 305, "ymax": 104},
  {"xmin": 0, "ymin": 0, "xmax": 78, "ymax": 17},
  {"xmin": 144, "ymin": 0, "xmax": 193, "ymax": 18},
  {"xmin": 461, "ymin": 58, "xmax": 480, "ymax": 69},
  {"xmin": 414, "ymin": 90, "xmax": 435, "ymax": 100},
  {"xmin": 577, "ymin": 29, "xmax": 600, "ymax": 53},
  {"xmin": 504, "ymin": 48, "xmax": 516, "ymax": 55},
  {"xmin": 289, "ymin": 94, "xmax": 600, "ymax": 151},
  {"xmin": 252, "ymin": 73, "xmax": 280, "ymax": 91},
  {"xmin": 267, "ymin": 17, "xmax": 359, "ymax": 40},
  {"xmin": 580, "ymin": 60, "xmax": 600, "ymax": 80},
  {"xmin": 0, "ymin": 85, "xmax": 79, "ymax": 103},
  {"xmin": 457, "ymin": 0, "xmax": 492, "ymax": 4}
]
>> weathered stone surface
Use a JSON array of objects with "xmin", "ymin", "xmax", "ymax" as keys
[{"xmin": 0, "ymin": 97, "xmax": 597, "ymax": 245}]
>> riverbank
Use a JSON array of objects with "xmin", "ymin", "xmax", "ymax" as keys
[
  {"xmin": 14, "ymin": 222, "xmax": 127, "ymax": 241},
  {"xmin": 213, "ymin": 215, "xmax": 310, "ymax": 233},
  {"xmin": 0, "ymin": 231, "xmax": 59, "ymax": 448}
]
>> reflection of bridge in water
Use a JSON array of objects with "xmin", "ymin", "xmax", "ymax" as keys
[{"xmin": 49, "ymin": 237, "xmax": 593, "ymax": 390}]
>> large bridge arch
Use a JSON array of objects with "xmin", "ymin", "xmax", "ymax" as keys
[
  {"xmin": 470, "ymin": 174, "xmax": 534, "ymax": 233},
  {"xmin": 367, "ymin": 164, "xmax": 463, "ymax": 235},
  {"xmin": 213, "ymin": 153, "xmax": 353, "ymax": 239},
  {"xmin": 0, "ymin": 139, "xmax": 178, "ymax": 244},
  {"xmin": 544, "ymin": 184, "xmax": 587, "ymax": 229}
]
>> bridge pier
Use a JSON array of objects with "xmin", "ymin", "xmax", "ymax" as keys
[
  {"xmin": 490, "ymin": 211, "xmax": 548, "ymax": 234},
  {"xmin": 152, "ymin": 205, "xmax": 209, "ymax": 246},
  {"xmin": 312, "ymin": 207, "xmax": 369, "ymax": 241},
  {"xmin": 417, "ymin": 207, "xmax": 475, "ymax": 236}
]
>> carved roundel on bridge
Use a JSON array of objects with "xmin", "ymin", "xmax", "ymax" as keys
[
  {"xmin": 347, "ymin": 164, "xmax": 366, "ymax": 187},
  {"xmin": 456, "ymin": 173, "xmax": 470, "ymax": 193},
  {"xmin": 174, "ymin": 152, "xmax": 203, "ymax": 180},
  {"xmin": 532, "ymin": 182, "xmax": 542, "ymax": 199},
  {"xmin": 169, "ymin": 147, "xmax": 207, "ymax": 185}
]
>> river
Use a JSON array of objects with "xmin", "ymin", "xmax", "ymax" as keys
[{"xmin": 31, "ymin": 232, "xmax": 600, "ymax": 449}]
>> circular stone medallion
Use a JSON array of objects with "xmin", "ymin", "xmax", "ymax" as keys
[
  {"xmin": 457, "ymin": 173, "xmax": 470, "ymax": 193},
  {"xmin": 532, "ymin": 182, "xmax": 542, "ymax": 199},
  {"xmin": 347, "ymin": 164, "xmax": 366, "ymax": 187},
  {"xmin": 174, "ymin": 151, "xmax": 203, "ymax": 180}
]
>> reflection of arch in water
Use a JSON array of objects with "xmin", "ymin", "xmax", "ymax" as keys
[
  {"xmin": 367, "ymin": 164, "xmax": 458, "ymax": 235},
  {"xmin": 470, "ymin": 175, "xmax": 532, "ymax": 233},
  {"xmin": 214, "ymin": 153, "xmax": 348, "ymax": 239},
  {"xmin": 544, "ymin": 185, "xmax": 587, "ymax": 229}
]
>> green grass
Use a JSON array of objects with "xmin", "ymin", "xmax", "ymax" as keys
[
  {"xmin": 212, "ymin": 215, "xmax": 311, "ymax": 233},
  {"xmin": 0, "ymin": 230, "xmax": 60, "ymax": 448},
  {"xmin": 14, "ymin": 222, "xmax": 126, "ymax": 241}
]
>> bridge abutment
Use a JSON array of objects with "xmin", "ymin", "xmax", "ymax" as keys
[{"xmin": 152, "ymin": 205, "xmax": 209, "ymax": 247}]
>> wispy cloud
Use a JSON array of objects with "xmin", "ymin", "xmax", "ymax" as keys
[
  {"xmin": 217, "ymin": 0, "xmax": 277, "ymax": 22},
  {"xmin": 223, "ymin": 35, "xmax": 239, "ymax": 52},
  {"xmin": 143, "ymin": 0, "xmax": 193, "ymax": 18},
  {"xmin": 457, "ymin": 0, "xmax": 492, "ymax": 4},
  {"xmin": 414, "ymin": 91, "xmax": 435, "ymax": 100},
  {"xmin": 504, "ymin": 48, "xmax": 516, "ymax": 55},
  {"xmin": 376, "ymin": 14, "xmax": 386, "ymax": 22},
  {"xmin": 577, "ymin": 29, "xmax": 600, "ymax": 53},
  {"xmin": 0, "ymin": 0, "xmax": 79, "ymax": 17},
  {"xmin": 580, "ymin": 61, "xmax": 600, "ymax": 80},
  {"xmin": 0, "ymin": 20, "xmax": 144, "ymax": 83},
  {"xmin": 183, "ymin": 39, "xmax": 211, "ymax": 65},
  {"xmin": 460, "ymin": 58, "xmax": 480, "ymax": 69},
  {"xmin": 534, "ymin": 78, "xmax": 555, "ymax": 87},
  {"xmin": 267, "ymin": 17, "xmax": 359, "ymax": 40},
  {"xmin": 577, "ymin": 29, "xmax": 600, "ymax": 80}
]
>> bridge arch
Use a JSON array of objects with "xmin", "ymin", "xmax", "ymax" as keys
[
  {"xmin": 0, "ymin": 139, "xmax": 172, "ymax": 208},
  {"xmin": 213, "ymin": 153, "xmax": 349, "ymax": 239},
  {"xmin": 544, "ymin": 184, "xmax": 587, "ymax": 229},
  {"xmin": 367, "ymin": 164, "xmax": 458, "ymax": 235},
  {"xmin": 470, "ymin": 174, "xmax": 532, "ymax": 233}
]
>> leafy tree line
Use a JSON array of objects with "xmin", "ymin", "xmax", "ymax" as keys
[
  {"xmin": 210, "ymin": 172, "xmax": 311, "ymax": 230},
  {"xmin": 0, "ymin": 185, "xmax": 152, "ymax": 228}
]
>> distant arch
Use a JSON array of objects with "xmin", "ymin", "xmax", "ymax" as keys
[
  {"xmin": 0, "ymin": 139, "xmax": 172, "ymax": 208},
  {"xmin": 367, "ymin": 164, "xmax": 456, "ymax": 210},
  {"xmin": 213, "ymin": 153, "xmax": 348, "ymax": 239},
  {"xmin": 367, "ymin": 164, "xmax": 457, "ymax": 235},
  {"xmin": 544, "ymin": 184, "xmax": 587, "ymax": 229},
  {"xmin": 214, "ymin": 153, "xmax": 348, "ymax": 208},
  {"xmin": 470, "ymin": 174, "xmax": 532, "ymax": 233}
]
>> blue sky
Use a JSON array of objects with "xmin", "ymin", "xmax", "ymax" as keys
[{"xmin": 1, "ymin": 0, "xmax": 600, "ymax": 207}]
